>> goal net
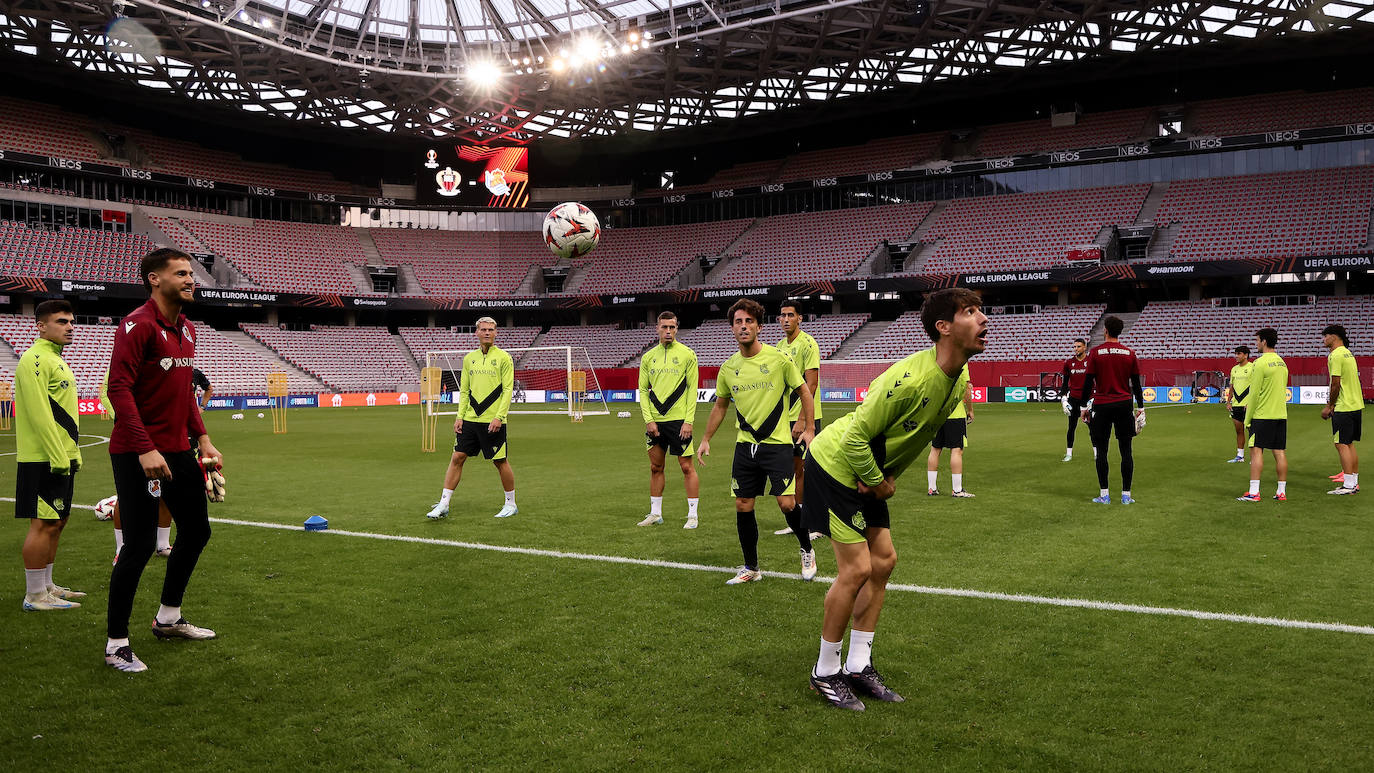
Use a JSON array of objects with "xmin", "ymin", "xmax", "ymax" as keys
[
  {"xmin": 424, "ymin": 346, "xmax": 610, "ymax": 418},
  {"xmin": 819, "ymin": 359, "xmax": 899, "ymax": 399}
]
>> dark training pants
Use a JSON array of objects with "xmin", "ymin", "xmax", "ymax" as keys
[{"xmin": 1090, "ymin": 400, "xmax": 1136, "ymax": 491}]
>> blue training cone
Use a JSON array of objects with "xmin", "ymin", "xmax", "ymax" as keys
[{"xmin": 304, "ymin": 515, "xmax": 329, "ymax": 531}]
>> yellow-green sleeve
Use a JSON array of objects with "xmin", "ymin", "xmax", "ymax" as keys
[
  {"xmin": 496, "ymin": 354, "xmax": 514, "ymax": 422},
  {"xmin": 456, "ymin": 355, "xmax": 471, "ymax": 419},
  {"xmin": 839, "ymin": 396, "xmax": 900, "ymax": 487},
  {"xmin": 638, "ymin": 359, "xmax": 653, "ymax": 424},
  {"xmin": 686, "ymin": 351, "xmax": 699, "ymax": 423},
  {"xmin": 17, "ymin": 355, "xmax": 69, "ymax": 472}
]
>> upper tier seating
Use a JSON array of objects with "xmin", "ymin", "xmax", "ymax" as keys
[
  {"xmin": 1151, "ymin": 166, "xmax": 1374, "ymax": 262},
  {"xmin": 178, "ymin": 219, "xmax": 369, "ymax": 294},
  {"xmin": 398, "ymin": 326, "xmax": 542, "ymax": 364},
  {"xmin": 0, "ymin": 98, "xmax": 109, "ymax": 162},
  {"xmin": 848, "ymin": 305, "xmax": 1106, "ymax": 361},
  {"xmin": 240, "ymin": 324, "xmax": 418, "ymax": 392},
  {"xmin": 917, "ymin": 185, "xmax": 1149, "ymax": 273},
  {"xmin": 975, "ymin": 109, "xmax": 1153, "ymax": 157},
  {"xmin": 124, "ymin": 129, "xmax": 354, "ymax": 194},
  {"xmin": 775, "ymin": 133, "xmax": 945, "ymax": 183},
  {"xmin": 571, "ymin": 219, "xmax": 754, "ymax": 293},
  {"xmin": 673, "ymin": 313, "xmax": 871, "ymax": 366},
  {"xmin": 368, "ymin": 229, "xmax": 547, "ymax": 296},
  {"xmin": 1188, "ymin": 88, "xmax": 1374, "ymax": 136},
  {"xmin": 0, "ymin": 221, "xmax": 152, "ymax": 283},
  {"xmin": 1126, "ymin": 297, "xmax": 1374, "ymax": 359},
  {"xmin": 643, "ymin": 159, "xmax": 786, "ymax": 195},
  {"xmin": 714, "ymin": 203, "xmax": 934, "ymax": 285}
]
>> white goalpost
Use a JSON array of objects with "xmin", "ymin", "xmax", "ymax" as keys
[{"xmin": 424, "ymin": 345, "xmax": 610, "ymax": 418}]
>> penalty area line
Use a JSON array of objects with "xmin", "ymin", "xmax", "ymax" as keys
[{"xmin": 205, "ymin": 516, "xmax": 1374, "ymax": 638}]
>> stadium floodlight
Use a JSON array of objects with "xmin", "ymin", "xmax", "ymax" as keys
[
  {"xmin": 576, "ymin": 36, "xmax": 600, "ymax": 60},
  {"xmin": 466, "ymin": 60, "xmax": 502, "ymax": 87},
  {"xmin": 550, "ymin": 57, "xmax": 566, "ymax": 72}
]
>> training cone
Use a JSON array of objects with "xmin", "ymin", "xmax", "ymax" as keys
[{"xmin": 304, "ymin": 515, "xmax": 329, "ymax": 531}]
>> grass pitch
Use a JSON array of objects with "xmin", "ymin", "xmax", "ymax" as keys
[{"xmin": 2, "ymin": 402, "xmax": 1372, "ymax": 771}]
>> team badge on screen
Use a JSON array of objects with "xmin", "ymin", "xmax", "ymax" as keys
[
  {"xmin": 424, "ymin": 149, "xmax": 439, "ymax": 169},
  {"xmin": 436, "ymin": 167, "xmax": 462, "ymax": 197},
  {"xmin": 484, "ymin": 168, "xmax": 510, "ymax": 196}
]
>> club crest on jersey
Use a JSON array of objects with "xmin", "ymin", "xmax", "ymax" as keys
[
  {"xmin": 53, "ymin": 498, "xmax": 64, "ymax": 510},
  {"xmin": 853, "ymin": 513, "xmax": 867, "ymax": 530},
  {"xmin": 182, "ymin": 325, "xmax": 194, "ymax": 343},
  {"xmin": 759, "ymin": 365, "xmax": 770, "ymax": 374},
  {"xmin": 148, "ymin": 480, "xmax": 162, "ymax": 498}
]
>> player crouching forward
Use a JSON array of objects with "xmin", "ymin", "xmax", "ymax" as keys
[
  {"xmin": 698, "ymin": 298, "xmax": 817, "ymax": 584},
  {"xmin": 427, "ymin": 317, "xmax": 518, "ymax": 520},
  {"xmin": 806, "ymin": 288, "xmax": 986, "ymax": 711},
  {"xmin": 638, "ymin": 311, "xmax": 702, "ymax": 528}
]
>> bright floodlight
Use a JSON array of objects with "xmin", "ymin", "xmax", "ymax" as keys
[
  {"xmin": 466, "ymin": 60, "xmax": 502, "ymax": 86},
  {"xmin": 550, "ymin": 57, "xmax": 566, "ymax": 72},
  {"xmin": 576, "ymin": 37, "xmax": 599, "ymax": 60}
]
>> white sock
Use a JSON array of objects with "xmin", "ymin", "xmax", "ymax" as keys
[
  {"xmin": 1347, "ymin": 473, "xmax": 1359, "ymax": 489},
  {"xmin": 687, "ymin": 498, "xmax": 699, "ymax": 518},
  {"xmin": 1249, "ymin": 480, "xmax": 1260, "ymax": 496},
  {"xmin": 43, "ymin": 563, "xmax": 53, "ymax": 588},
  {"xmin": 1235, "ymin": 448, "xmax": 1244, "ymax": 458},
  {"xmin": 1100, "ymin": 488, "xmax": 1109, "ymax": 498},
  {"xmin": 1276, "ymin": 480, "xmax": 1287, "ymax": 495},
  {"xmin": 650, "ymin": 496, "xmax": 663, "ymax": 516},
  {"xmin": 25, "ymin": 568, "xmax": 47, "ymax": 596},
  {"xmin": 846, "ymin": 629, "xmax": 875, "ymax": 673},
  {"xmin": 504, "ymin": 490, "xmax": 516, "ymax": 507},
  {"xmin": 114, "ymin": 528, "xmax": 124, "ymax": 555},
  {"xmin": 927, "ymin": 470, "xmax": 937, "ymax": 490},
  {"xmin": 952, "ymin": 473, "xmax": 963, "ymax": 492},
  {"xmin": 106, "ymin": 637, "xmax": 130, "ymax": 653},
  {"xmin": 156, "ymin": 604, "xmax": 181, "ymax": 625},
  {"xmin": 1065, "ymin": 448, "xmax": 1072, "ymax": 458},
  {"xmin": 156, "ymin": 526, "xmax": 172, "ymax": 551},
  {"xmin": 816, "ymin": 637, "xmax": 844, "ymax": 677},
  {"xmin": 438, "ymin": 488, "xmax": 453, "ymax": 507}
]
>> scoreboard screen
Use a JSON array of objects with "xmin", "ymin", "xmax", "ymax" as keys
[{"xmin": 418, "ymin": 145, "xmax": 529, "ymax": 208}]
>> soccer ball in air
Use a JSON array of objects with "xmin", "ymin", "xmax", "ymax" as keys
[
  {"xmin": 542, "ymin": 202, "xmax": 600, "ymax": 259},
  {"xmin": 94, "ymin": 495, "xmax": 118, "ymax": 521}
]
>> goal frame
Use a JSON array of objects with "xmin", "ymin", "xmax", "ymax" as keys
[{"xmin": 423, "ymin": 345, "xmax": 611, "ymax": 418}]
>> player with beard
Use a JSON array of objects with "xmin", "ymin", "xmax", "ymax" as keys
[{"xmin": 1061, "ymin": 338, "xmax": 1090, "ymax": 462}]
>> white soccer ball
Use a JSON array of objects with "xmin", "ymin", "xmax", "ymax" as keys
[
  {"xmin": 231, "ymin": 413, "xmax": 245, "ymax": 420},
  {"xmin": 94, "ymin": 495, "xmax": 117, "ymax": 521},
  {"xmin": 541, "ymin": 202, "xmax": 600, "ymax": 259},
  {"xmin": 258, "ymin": 412, "xmax": 265, "ymax": 418}
]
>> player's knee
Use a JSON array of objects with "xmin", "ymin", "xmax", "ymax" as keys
[
  {"xmin": 649, "ymin": 459, "xmax": 666, "ymax": 474},
  {"xmin": 838, "ymin": 555, "xmax": 872, "ymax": 587},
  {"xmin": 678, "ymin": 457, "xmax": 695, "ymax": 475},
  {"xmin": 869, "ymin": 550, "xmax": 897, "ymax": 581},
  {"xmin": 451, "ymin": 452, "xmax": 468, "ymax": 466},
  {"xmin": 735, "ymin": 497, "xmax": 754, "ymax": 511}
]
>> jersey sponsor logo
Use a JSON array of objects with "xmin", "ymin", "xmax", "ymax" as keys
[{"xmin": 161, "ymin": 357, "xmax": 174, "ymax": 371}]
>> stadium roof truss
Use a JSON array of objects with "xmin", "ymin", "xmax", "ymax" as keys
[{"xmin": 1, "ymin": 0, "xmax": 1372, "ymax": 141}]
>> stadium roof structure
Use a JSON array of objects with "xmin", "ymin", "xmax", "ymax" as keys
[{"xmin": 2, "ymin": 0, "xmax": 1372, "ymax": 142}]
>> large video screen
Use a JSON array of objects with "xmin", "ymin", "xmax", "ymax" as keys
[{"xmin": 418, "ymin": 145, "xmax": 529, "ymax": 208}]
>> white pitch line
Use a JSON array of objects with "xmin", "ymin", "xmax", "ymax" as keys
[
  {"xmin": 5, "ymin": 497, "xmax": 1371, "ymax": 637},
  {"xmin": 0, "ymin": 433, "xmax": 110, "ymax": 457}
]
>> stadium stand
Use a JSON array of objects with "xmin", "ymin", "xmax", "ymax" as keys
[
  {"xmin": 398, "ymin": 325, "xmax": 542, "ymax": 363},
  {"xmin": 0, "ymin": 221, "xmax": 153, "ymax": 283},
  {"xmin": 240, "ymin": 324, "xmax": 419, "ymax": 391},
  {"xmin": 368, "ymin": 229, "xmax": 547, "ymax": 296},
  {"xmin": 178, "ymin": 219, "xmax": 370, "ymax": 294},
  {"xmin": 519, "ymin": 324, "xmax": 653, "ymax": 369},
  {"xmin": 125, "ymin": 129, "xmax": 354, "ymax": 194},
  {"xmin": 674, "ymin": 313, "xmax": 870, "ymax": 366},
  {"xmin": 1187, "ymin": 88, "xmax": 1374, "ymax": 136},
  {"xmin": 916, "ymin": 185, "xmax": 1149, "ymax": 274},
  {"xmin": 643, "ymin": 159, "xmax": 785, "ymax": 195},
  {"xmin": 714, "ymin": 203, "xmax": 934, "ymax": 285},
  {"xmin": 571, "ymin": 219, "xmax": 754, "ymax": 293},
  {"xmin": 0, "ymin": 98, "xmax": 109, "ymax": 162},
  {"xmin": 774, "ymin": 133, "xmax": 944, "ymax": 183},
  {"xmin": 975, "ymin": 108, "xmax": 1153, "ymax": 158},
  {"xmin": 846, "ymin": 305, "xmax": 1106, "ymax": 361},
  {"xmin": 1126, "ymin": 297, "xmax": 1374, "ymax": 358},
  {"xmin": 1151, "ymin": 166, "xmax": 1374, "ymax": 262},
  {"xmin": 0, "ymin": 314, "xmax": 114, "ymax": 398}
]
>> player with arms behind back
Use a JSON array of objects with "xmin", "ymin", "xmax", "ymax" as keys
[
  {"xmin": 1238, "ymin": 327, "xmax": 1289, "ymax": 502},
  {"xmin": 1075, "ymin": 316, "xmax": 1144, "ymax": 505},
  {"xmin": 427, "ymin": 317, "xmax": 518, "ymax": 520},
  {"xmin": 1321, "ymin": 324, "xmax": 1362, "ymax": 495},
  {"xmin": 637, "ymin": 311, "xmax": 702, "ymax": 528},
  {"xmin": 773, "ymin": 300, "xmax": 821, "ymax": 535},
  {"xmin": 698, "ymin": 298, "xmax": 817, "ymax": 584},
  {"xmin": 804, "ymin": 288, "xmax": 986, "ymax": 710},
  {"xmin": 1223, "ymin": 346, "xmax": 1253, "ymax": 463}
]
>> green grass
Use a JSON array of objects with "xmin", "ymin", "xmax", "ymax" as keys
[{"xmin": 2, "ymin": 403, "xmax": 1372, "ymax": 771}]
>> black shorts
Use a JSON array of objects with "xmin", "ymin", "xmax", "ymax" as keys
[
  {"xmin": 1230, "ymin": 406, "xmax": 1247, "ymax": 423},
  {"xmin": 1089, "ymin": 400, "xmax": 1136, "ymax": 447},
  {"xmin": 802, "ymin": 456, "xmax": 890, "ymax": 545},
  {"xmin": 1332, "ymin": 410, "xmax": 1362, "ymax": 445},
  {"xmin": 646, "ymin": 419, "xmax": 695, "ymax": 457},
  {"xmin": 14, "ymin": 462, "xmax": 75, "ymax": 521},
  {"xmin": 455, "ymin": 421, "xmax": 508, "ymax": 460},
  {"xmin": 731, "ymin": 442, "xmax": 795, "ymax": 498},
  {"xmin": 794, "ymin": 419, "xmax": 823, "ymax": 458},
  {"xmin": 1248, "ymin": 418, "xmax": 1287, "ymax": 450},
  {"xmin": 932, "ymin": 418, "xmax": 967, "ymax": 449}
]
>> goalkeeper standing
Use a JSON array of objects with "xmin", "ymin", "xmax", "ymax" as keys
[
  {"xmin": 637, "ymin": 311, "xmax": 701, "ymax": 529},
  {"xmin": 105, "ymin": 249, "xmax": 225, "ymax": 673},
  {"xmin": 14, "ymin": 300, "xmax": 85, "ymax": 611},
  {"xmin": 427, "ymin": 317, "xmax": 517, "ymax": 520}
]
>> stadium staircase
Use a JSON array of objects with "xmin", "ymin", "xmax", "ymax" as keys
[
  {"xmin": 829, "ymin": 319, "xmax": 895, "ymax": 359},
  {"xmin": 1135, "ymin": 182, "xmax": 1170, "ymax": 225},
  {"xmin": 217, "ymin": 330, "xmax": 330, "ymax": 392},
  {"xmin": 514, "ymin": 263, "xmax": 546, "ymax": 295},
  {"xmin": 557, "ymin": 264, "xmax": 593, "ymax": 294},
  {"xmin": 1145, "ymin": 225, "xmax": 1181, "ymax": 262},
  {"xmin": 347, "ymin": 231, "xmax": 386, "ymax": 294},
  {"xmin": 896, "ymin": 202, "xmax": 948, "ymax": 275},
  {"xmin": 1089, "ymin": 311, "xmax": 1139, "ymax": 343},
  {"xmin": 699, "ymin": 218, "xmax": 763, "ymax": 285},
  {"xmin": 397, "ymin": 264, "xmax": 425, "ymax": 295}
]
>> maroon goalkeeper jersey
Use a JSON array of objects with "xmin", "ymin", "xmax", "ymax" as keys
[
  {"xmin": 1083, "ymin": 340, "xmax": 1140, "ymax": 405},
  {"xmin": 1062, "ymin": 355, "xmax": 1089, "ymax": 396},
  {"xmin": 108, "ymin": 299, "xmax": 207, "ymax": 454}
]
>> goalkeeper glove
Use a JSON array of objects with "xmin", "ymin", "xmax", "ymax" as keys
[
  {"xmin": 1134, "ymin": 409, "xmax": 1147, "ymax": 435},
  {"xmin": 1061, "ymin": 396, "xmax": 1071, "ymax": 416},
  {"xmin": 202, "ymin": 457, "xmax": 225, "ymax": 503}
]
